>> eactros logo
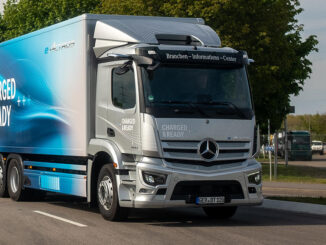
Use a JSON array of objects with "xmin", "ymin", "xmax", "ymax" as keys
[
  {"xmin": 198, "ymin": 138, "xmax": 219, "ymax": 161},
  {"xmin": 44, "ymin": 40, "xmax": 75, "ymax": 54}
]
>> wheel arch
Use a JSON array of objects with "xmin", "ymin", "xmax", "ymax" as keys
[{"xmin": 87, "ymin": 139, "xmax": 122, "ymax": 203}]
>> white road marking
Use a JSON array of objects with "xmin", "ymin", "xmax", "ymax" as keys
[{"xmin": 33, "ymin": 210, "xmax": 87, "ymax": 227}]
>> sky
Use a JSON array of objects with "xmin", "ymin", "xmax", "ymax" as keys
[
  {"xmin": 0, "ymin": 0, "xmax": 325, "ymax": 115},
  {"xmin": 290, "ymin": 0, "xmax": 326, "ymax": 115}
]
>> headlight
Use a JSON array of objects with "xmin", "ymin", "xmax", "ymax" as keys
[
  {"xmin": 142, "ymin": 171, "xmax": 167, "ymax": 186},
  {"xmin": 248, "ymin": 171, "xmax": 261, "ymax": 185}
]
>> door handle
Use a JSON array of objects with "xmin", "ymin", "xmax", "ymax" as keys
[{"xmin": 107, "ymin": 128, "xmax": 115, "ymax": 137}]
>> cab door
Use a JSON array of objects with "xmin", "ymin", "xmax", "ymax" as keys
[{"xmin": 105, "ymin": 60, "xmax": 141, "ymax": 155}]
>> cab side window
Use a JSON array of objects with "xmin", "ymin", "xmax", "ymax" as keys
[{"xmin": 112, "ymin": 68, "xmax": 136, "ymax": 109}]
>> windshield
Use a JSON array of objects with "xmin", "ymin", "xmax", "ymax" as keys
[
  {"xmin": 141, "ymin": 65, "xmax": 253, "ymax": 119},
  {"xmin": 290, "ymin": 136, "xmax": 310, "ymax": 145}
]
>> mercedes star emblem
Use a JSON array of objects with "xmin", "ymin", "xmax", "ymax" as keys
[{"xmin": 198, "ymin": 139, "xmax": 219, "ymax": 161}]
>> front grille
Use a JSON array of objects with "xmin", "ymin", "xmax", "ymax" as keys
[
  {"xmin": 164, "ymin": 158, "xmax": 246, "ymax": 167},
  {"xmin": 161, "ymin": 140, "xmax": 250, "ymax": 165},
  {"xmin": 171, "ymin": 180, "xmax": 244, "ymax": 203}
]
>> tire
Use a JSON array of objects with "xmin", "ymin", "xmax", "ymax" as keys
[
  {"xmin": 97, "ymin": 164, "xmax": 128, "ymax": 221},
  {"xmin": 7, "ymin": 158, "xmax": 25, "ymax": 201},
  {"xmin": 0, "ymin": 158, "xmax": 9, "ymax": 197},
  {"xmin": 203, "ymin": 206, "xmax": 238, "ymax": 219}
]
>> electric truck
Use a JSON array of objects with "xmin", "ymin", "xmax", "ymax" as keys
[{"xmin": 0, "ymin": 14, "xmax": 262, "ymax": 221}]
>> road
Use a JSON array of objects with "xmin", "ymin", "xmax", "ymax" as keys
[
  {"xmin": 263, "ymin": 181, "xmax": 326, "ymax": 197},
  {"xmin": 1, "ymin": 195, "xmax": 326, "ymax": 245},
  {"xmin": 286, "ymin": 153, "xmax": 326, "ymax": 168},
  {"xmin": 261, "ymin": 153, "xmax": 326, "ymax": 168}
]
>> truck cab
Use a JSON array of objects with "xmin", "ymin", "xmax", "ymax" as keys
[{"xmin": 90, "ymin": 16, "xmax": 262, "ymax": 220}]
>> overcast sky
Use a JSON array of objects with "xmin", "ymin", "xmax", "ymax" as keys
[
  {"xmin": 0, "ymin": 0, "xmax": 324, "ymax": 115},
  {"xmin": 290, "ymin": 0, "xmax": 326, "ymax": 115}
]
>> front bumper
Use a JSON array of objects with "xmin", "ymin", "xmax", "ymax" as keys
[{"xmin": 121, "ymin": 158, "xmax": 263, "ymax": 208}]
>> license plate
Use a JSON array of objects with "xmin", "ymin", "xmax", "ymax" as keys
[{"xmin": 196, "ymin": 196, "xmax": 225, "ymax": 205}]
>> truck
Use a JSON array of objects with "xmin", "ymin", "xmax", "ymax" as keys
[
  {"xmin": 278, "ymin": 131, "xmax": 312, "ymax": 161},
  {"xmin": 0, "ymin": 14, "xmax": 262, "ymax": 221}
]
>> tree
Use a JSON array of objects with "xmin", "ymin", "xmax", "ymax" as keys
[
  {"xmin": 0, "ymin": 0, "xmax": 99, "ymax": 41},
  {"xmin": 98, "ymin": 0, "xmax": 318, "ymax": 132},
  {"xmin": 0, "ymin": 0, "xmax": 318, "ymax": 133},
  {"xmin": 288, "ymin": 114, "xmax": 326, "ymax": 141}
]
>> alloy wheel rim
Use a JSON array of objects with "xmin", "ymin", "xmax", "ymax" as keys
[
  {"xmin": 10, "ymin": 166, "xmax": 19, "ymax": 193},
  {"xmin": 98, "ymin": 176, "xmax": 114, "ymax": 211}
]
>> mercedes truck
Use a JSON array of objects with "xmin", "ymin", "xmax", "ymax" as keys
[{"xmin": 0, "ymin": 14, "xmax": 262, "ymax": 221}]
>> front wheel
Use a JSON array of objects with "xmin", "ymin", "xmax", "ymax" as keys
[
  {"xmin": 97, "ymin": 164, "xmax": 128, "ymax": 221},
  {"xmin": 203, "ymin": 206, "xmax": 237, "ymax": 219}
]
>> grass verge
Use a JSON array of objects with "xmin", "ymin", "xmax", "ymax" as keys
[
  {"xmin": 267, "ymin": 196, "xmax": 326, "ymax": 205},
  {"xmin": 261, "ymin": 163, "xmax": 326, "ymax": 184}
]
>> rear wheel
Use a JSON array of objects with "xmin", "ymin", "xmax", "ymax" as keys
[
  {"xmin": 203, "ymin": 206, "xmax": 238, "ymax": 219},
  {"xmin": 97, "ymin": 164, "xmax": 128, "ymax": 221},
  {"xmin": 0, "ymin": 159, "xmax": 8, "ymax": 197},
  {"xmin": 7, "ymin": 159, "xmax": 24, "ymax": 201}
]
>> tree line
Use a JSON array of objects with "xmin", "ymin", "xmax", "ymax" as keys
[
  {"xmin": 287, "ymin": 114, "xmax": 326, "ymax": 141},
  {"xmin": 0, "ymin": 0, "xmax": 318, "ymax": 133}
]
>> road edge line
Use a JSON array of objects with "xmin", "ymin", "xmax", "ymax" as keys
[{"xmin": 33, "ymin": 210, "xmax": 87, "ymax": 227}]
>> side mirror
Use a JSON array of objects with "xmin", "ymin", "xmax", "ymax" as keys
[{"xmin": 114, "ymin": 61, "xmax": 133, "ymax": 75}]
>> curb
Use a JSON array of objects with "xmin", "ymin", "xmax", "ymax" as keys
[{"xmin": 258, "ymin": 199, "xmax": 326, "ymax": 216}]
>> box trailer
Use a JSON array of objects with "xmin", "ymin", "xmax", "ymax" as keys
[{"xmin": 0, "ymin": 14, "xmax": 262, "ymax": 221}]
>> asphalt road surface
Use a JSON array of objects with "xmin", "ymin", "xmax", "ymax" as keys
[
  {"xmin": 262, "ymin": 153, "xmax": 326, "ymax": 168},
  {"xmin": 1, "ymin": 195, "xmax": 326, "ymax": 245},
  {"xmin": 287, "ymin": 153, "xmax": 326, "ymax": 168}
]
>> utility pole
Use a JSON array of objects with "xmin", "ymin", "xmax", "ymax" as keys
[
  {"xmin": 284, "ymin": 106, "xmax": 295, "ymax": 167},
  {"xmin": 268, "ymin": 119, "xmax": 272, "ymax": 181},
  {"xmin": 285, "ymin": 116, "xmax": 288, "ymax": 167},
  {"xmin": 274, "ymin": 132, "xmax": 278, "ymax": 179}
]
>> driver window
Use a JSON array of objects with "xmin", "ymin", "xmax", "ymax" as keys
[{"xmin": 112, "ymin": 68, "xmax": 136, "ymax": 109}]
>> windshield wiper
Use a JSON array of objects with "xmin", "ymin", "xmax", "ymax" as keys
[
  {"xmin": 154, "ymin": 100, "xmax": 188, "ymax": 104},
  {"xmin": 154, "ymin": 101, "xmax": 212, "ymax": 117},
  {"xmin": 196, "ymin": 101, "xmax": 248, "ymax": 118},
  {"xmin": 153, "ymin": 101, "xmax": 195, "ymax": 114},
  {"xmin": 188, "ymin": 102, "xmax": 212, "ymax": 118}
]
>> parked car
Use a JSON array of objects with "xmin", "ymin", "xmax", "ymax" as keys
[{"xmin": 311, "ymin": 140, "xmax": 324, "ymax": 155}]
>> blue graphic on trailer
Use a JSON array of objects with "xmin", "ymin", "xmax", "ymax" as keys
[
  {"xmin": 0, "ymin": 24, "xmax": 81, "ymax": 156},
  {"xmin": 0, "ymin": 57, "xmax": 69, "ymax": 154}
]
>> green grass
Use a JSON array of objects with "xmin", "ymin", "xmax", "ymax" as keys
[
  {"xmin": 267, "ymin": 196, "xmax": 326, "ymax": 205},
  {"xmin": 261, "ymin": 163, "xmax": 326, "ymax": 184}
]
